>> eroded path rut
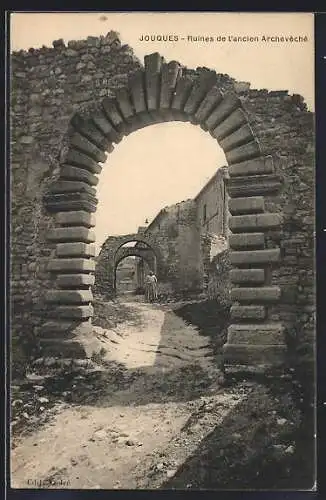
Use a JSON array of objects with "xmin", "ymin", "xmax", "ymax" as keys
[{"xmin": 11, "ymin": 298, "xmax": 248, "ymax": 490}]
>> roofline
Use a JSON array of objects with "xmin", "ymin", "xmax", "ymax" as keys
[{"xmin": 194, "ymin": 166, "xmax": 227, "ymax": 201}]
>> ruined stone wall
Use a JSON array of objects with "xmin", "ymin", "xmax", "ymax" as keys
[
  {"xmin": 207, "ymin": 249, "xmax": 232, "ymax": 306},
  {"xmin": 144, "ymin": 199, "xmax": 201, "ymax": 294},
  {"xmin": 11, "ymin": 32, "xmax": 142, "ymax": 370},
  {"xmin": 195, "ymin": 166, "xmax": 228, "ymax": 237},
  {"xmin": 94, "ymin": 232, "xmax": 158, "ymax": 298},
  {"xmin": 238, "ymin": 88, "xmax": 315, "ymax": 356}
]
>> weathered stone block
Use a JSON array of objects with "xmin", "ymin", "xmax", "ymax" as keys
[
  {"xmin": 57, "ymin": 274, "xmax": 95, "ymax": 288},
  {"xmin": 229, "ymin": 233, "xmax": 265, "ymax": 249},
  {"xmin": 230, "ymin": 305, "xmax": 266, "ymax": 321},
  {"xmin": 115, "ymin": 88, "xmax": 135, "ymax": 121},
  {"xmin": 226, "ymin": 174, "xmax": 282, "ymax": 197},
  {"xmin": 160, "ymin": 61, "xmax": 182, "ymax": 110},
  {"xmin": 102, "ymin": 97, "xmax": 127, "ymax": 132},
  {"xmin": 211, "ymin": 108, "xmax": 247, "ymax": 139},
  {"xmin": 195, "ymin": 86, "xmax": 223, "ymax": 124},
  {"xmin": 205, "ymin": 93, "xmax": 240, "ymax": 130},
  {"xmin": 219, "ymin": 123, "xmax": 254, "ymax": 152},
  {"xmin": 144, "ymin": 53, "xmax": 164, "ymax": 111},
  {"xmin": 227, "ymin": 323, "xmax": 284, "ymax": 344},
  {"xmin": 70, "ymin": 132, "xmax": 107, "ymax": 163},
  {"xmin": 171, "ymin": 76, "xmax": 193, "ymax": 111},
  {"xmin": 60, "ymin": 164, "xmax": 99, "ymax": 186},
  {"xmin": 229, "ymin": 213, "xmax": 282, "ymax": 232},
  {"xmin": 91, "ymin": 111, "xmax": 123, "ymax": 143},
  {"xmin": 39, "ymin": 338, "xmax": 87, "ymax": 358},
  {"xmin": 49, "ymin": 180, "xmax": 96, "ymax": 195},
  {"xmin": 56, "ymin": 211, "xmax": 96, "ymax": 227},
  {"xmin": 56, "ymin": 242, "xmax": 96, "ymax": 257},
  {"xmin": 49, "ymin": 304, "xmax": 94, "ymax": 319},
  {"xmin": 47, "ymin": 258, "xmax": 95, "ymax": 273},
  {"xmin": 44, "ymin": 191, "xmax": 98, "ymax": 214},
  {"xmin": 66, "ymin": 148, "xmax": 102, "ymax": 174},
  {"xmin": 42, "ymin": 320, "xmax": 82, "ymax": 338},
  {"xmin": 228, "ymin": 196, "xmax": 265, "ymax": 215},
  {"xmin": 47, "ymin": 227, "xmax": 95, "ymax": 243},
  {"xmin": 230, "ymin": 249, "xmax": 280, "ymax": 265},
  {"xmin": 184, "ymin": 70, "xmax": 217, "ymax": 116},
  {"xmin": 128, "ymin": 69, "xmax": 147, "ymax": 114},
  {"xmin": 231, "ymin": 286, "xmax": 281, "ymax": 302},
  {"xmin": 45, "ymin": 289, "xmax": 93, "ymax": 304},
  {"xmin": 223, "ymin": 343, "xmax": 287, "ymax": 365},
  {"xmin": 229, "ymin": 155, "xmax": 275, "ymax": 177},
  {"xmin": 225, "ymin": 140, "xmax": 261, "ymax": 165},
  {"xmin": 70, "ymin": 113, "xmax": 111, "ymax": 151},
  {"xmin": 230, "ymin": 268, "xmax": 265, "ymax": 284},
  {"xmin": 45, "ymin": 198, "xmax": 97, "ymax": 213}
]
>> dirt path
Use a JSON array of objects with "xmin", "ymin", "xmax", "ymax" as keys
[{"xmin": 11, "ymin": 299, "xmax": 249, "ymax": 490}]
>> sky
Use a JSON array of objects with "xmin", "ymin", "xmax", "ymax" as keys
[{"xmin": 10, "ymin": 12, "xmax": 315, "ymax": 253}]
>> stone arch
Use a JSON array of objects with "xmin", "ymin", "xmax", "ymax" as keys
[
  {"xmin": 114, "ymin": 248, "xmax": 156, "ymax": 294},
  {"xmin": 43, "ymin": 52, "xmax": 285, "ymax": 368},
  {"xmin": 94, "ymin": 234, "xmax": 159, "ymax": 296},
  {"xmin": 94, "ymin": 233, "xmax": 163, "ymax": 297}
]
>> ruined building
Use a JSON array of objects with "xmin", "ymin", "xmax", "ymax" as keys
[{"xmin": 130, "ymin": 166, "xmax": 229, "ymax": 296}]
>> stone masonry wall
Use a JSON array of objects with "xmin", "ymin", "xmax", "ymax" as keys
[
  {"xmin": 195, "ymin": 166, "xmax": 229, "ymax": 238},
  {"xmin": 143, "ymin": 199, "xmax": 202, "ymax": 294},
  {"xmin": 10, "ymin": 32, "xmax": 315, "ymax": 371},
  {"xmin": 240, "ymin": 89, "xmax": 315, "ymax": 358},
  {"xmin": 11, "ymin": 32, "xmax": 142, "ymax": 371}
]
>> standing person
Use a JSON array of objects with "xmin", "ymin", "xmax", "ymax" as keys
[{"xmin": 145, "ymin": 270, "xmax": 158, "ymax": 303}]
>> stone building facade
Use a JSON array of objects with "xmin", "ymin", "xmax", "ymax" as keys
[
  {"xmin": 10, "ymin": 31, "xmax": 315, "ymax": 373},
  {"xmin": 133, "ymin": 167, "xmax": 229, "ymax": 297}
]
